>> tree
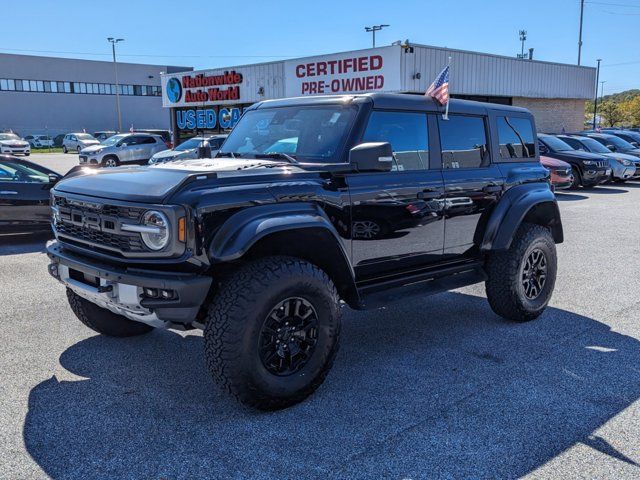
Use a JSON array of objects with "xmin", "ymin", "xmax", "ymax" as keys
[
  {"xmin": 599, "ymin": 101, "xmax": 625, "ymax": 127},
  {"xmin": 623, "ymin": 96, "xmax": 640, "ymax": 127}
]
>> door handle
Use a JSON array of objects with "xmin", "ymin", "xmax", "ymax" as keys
[
  {"xmin": 483, "ymin": 184, "xmax": 502, "ymax": 193},
  {"xmin": 0, "ymin": 191, "xmax": 18, "ymax": 195}
]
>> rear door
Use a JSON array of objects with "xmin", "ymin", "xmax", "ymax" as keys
[
  {"xmin": 347, "ymin": 109, "xmax": 446, "ymax": 279},
  {"xmin": 437, "ymin": 113, "xmax": 504, "ymax": 258},
  {"xmin": 0, "ymin": 160, "xmax": 53, "ymax": 231}
]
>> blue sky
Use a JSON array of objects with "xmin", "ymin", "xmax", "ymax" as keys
[{"xmin": 2, "ymin": 0, "xmax": 639, "ymax": 94}]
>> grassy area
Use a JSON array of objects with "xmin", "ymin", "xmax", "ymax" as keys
[{"xmin": 29, "ymin": 147, "xmax": 65, "ymax": 153}]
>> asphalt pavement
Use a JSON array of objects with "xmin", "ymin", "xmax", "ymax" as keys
[{"xmin": 0, "ymin": 161, "xmax": 639, "ymax": 479}]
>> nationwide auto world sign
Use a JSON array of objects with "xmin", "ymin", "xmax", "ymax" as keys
[{"xmin": 162, "ymin": 70, "xmax": 244, "ymax": 108}]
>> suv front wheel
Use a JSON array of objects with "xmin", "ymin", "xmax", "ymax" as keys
[
  {"xmin": 204, "ymin": 256, "xmax": 341, "ymax": 410},
  {"xmin": 485, "ymin": 223, "xmax": 557, "ymax": 322}
]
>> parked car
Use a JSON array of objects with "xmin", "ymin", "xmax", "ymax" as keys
[
  {"xmin": 577, "ymin": 132, "xmax": 640, "ymax": 158},
  {"xmin": 62, "ymin": 133, "xmax": 100, "ymax": 153},
  {"xmin": 601, "ymin": 129, "xmax": 640, "ymax": 149},
  {"xmin": 540, "ymin": 155, "xmax": 573, "ymax": 190},
  {"xmin": 557, "ymin": 135, "xmax": 639, "ymax": 183},
  {"xmin": 93, "ymin": 131, "xmax": 118, "ymax": 141},
  {"xmin": 132, "ymin": 129, "xmax": 172, "ymax": 148},
  {"xmin": 0, "ymin": 155, "xmax": 60, "ymax": 234},
  {"xmin": 24, "ymin": 135, "xmax": 54, "ymax": 148},
  {"xmin": 79, "ymin": 133, "xmax": 168, "ymax": 167},
  {"xmin": 48, "ymin": 94, "xmax": 563, "ymax": 410},
  {"xmin": 537, "ymin": 134, "xmax": 610, "ymax": 188},
  {"xmin": 148, "ymin": 134, "xmax": 228, "ymax": 164},
  {"xmin": 0, "ymin": 133, "xmax": 30, "ymax": 156}
]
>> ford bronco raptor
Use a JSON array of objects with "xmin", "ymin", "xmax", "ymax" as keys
[{"xmin": 47, "ymin": 93, "xmax": 562, "ymax": 410}]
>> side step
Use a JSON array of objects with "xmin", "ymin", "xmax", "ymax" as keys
[{"xmin": 356, "ymin": 263, "xmax": 487, "ymax": 310}]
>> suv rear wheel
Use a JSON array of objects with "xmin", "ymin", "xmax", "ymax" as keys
[
  {"xmin": 485, "ymin": 223, "xmax": 557, "ymax": 322},
  {"xmin": 66, "ymin": 288, "xmax": 154, "ymax": 337},
  {"xmin": 203, "ymin": 256, "xmax": 341, "ymax": 410}
]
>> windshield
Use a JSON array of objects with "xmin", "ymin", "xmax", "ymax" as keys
[
  {"xmin": 578, "ymin": 137, "xmax": 611, "ymax": 154},
  {"xmin": 602, "ymin": 135, "xmax": 635, "ymax": 150},
  {"xmin": 540, "ymin": 136, "xmax": 573, "ymax": 152},
  {"xmin": 76, "ymin": 133, "xmax": 95, "ymax": 140},
  {"xmin": 0, "ymin": 133, "xmax": 20, "ymax": 141},
  {"xmin": 175, "ymin": 137, "xmax": 204, "ymax": 151},
  {"xmin": 219, "ymin": 105, "xmax": 357, "ymax": 163},
  {"xmin": 102, "ymin": 134, "xmax": 128, "ymax": 146}
]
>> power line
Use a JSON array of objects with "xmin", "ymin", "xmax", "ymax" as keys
[{"xmin": 585, "ymin": 1, "xmax": 640, "ymax": 7}]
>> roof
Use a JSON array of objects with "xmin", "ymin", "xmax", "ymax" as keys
[{"xmin": 254, "ymin": 92, "xmax": 532, "ymax": 115}]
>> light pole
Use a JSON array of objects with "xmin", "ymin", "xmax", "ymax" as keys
[
  {"xmin": 592, "ymin": 58, "xmax": 601, "ymax": 129},
  {"xmin": 600, "ymin": 80, "xmax": 606, "ymax": 101},
  {"xmin": 107, "ymin": 37, "xmax": 124, "ymax": 132},
  {"xmin": 578, "ymin": 0, "xmax": 585, "ymax": 65},
  {"xmin": 364, "ymin": 24, "xmax": 389, "ymax": 48}
]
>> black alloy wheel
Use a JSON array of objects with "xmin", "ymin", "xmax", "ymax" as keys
[
  {"xmin": 520, "ymin": 248, "xmax": 547, "ymax": 300},
  {"xmin": 259, "ymin": 297, "xmax": 319, "ymax": 376}
]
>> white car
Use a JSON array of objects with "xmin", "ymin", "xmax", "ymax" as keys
[
  {"xmin": 148, "ymin": 134, "xmax": 227, "ymax": 164},
  {"xmin": 0, "ymin": 133, "xmax": 31, "ymax": 156},
  {"xmin": 62, "ymin": 133, "xmax": 100, "ymax": 153},
  {"xmin": 24, "ymin": 135, "xmax": 54, "ymax": 148}
]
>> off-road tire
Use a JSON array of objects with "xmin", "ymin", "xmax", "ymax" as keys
[
  {"xmin": 485, "ymin": 223, "xmax": 557, "ymax": 322},
  {"xmin": 203, "ymin": 256, "xmax": 341, "ymax": 410},
  {"xmin": 66, "ymin": 288, "xmax": 153, "ymax": 337}
]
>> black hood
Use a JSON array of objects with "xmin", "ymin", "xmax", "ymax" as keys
[
  {"xmin": 54, "ymin": 159, "xmax": 307, "ymax": 203},
  {"xmin": 546, "ymin": 149, "xmax": 608, "ymax": 163}
]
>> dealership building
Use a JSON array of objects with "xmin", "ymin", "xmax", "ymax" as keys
[
  {"xmin": 0, "ymin": 45, "xmax": 596, "ymax": 141},
  {"xmin": 0, "ymin": 52, "xmax": 190, "ymax": 137},
  {"xmin": 160, "ymin": 44, "xmax": 597, "ymax": 143}
]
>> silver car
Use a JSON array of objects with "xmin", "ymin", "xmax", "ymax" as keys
[
  {"xmin": 148, "ymin": 134, "xmax": 228, "ymax": 164},
  {"xmin": 79, "ymin": 133, "xmax": 168, "ymax": 167},
  {"xmin": 559, "ymin": 135, "xmax": 639, "ymax": 182},
  {"xmin": 63, "ymin": 133, "xmax": 100, "ymax": 153}
]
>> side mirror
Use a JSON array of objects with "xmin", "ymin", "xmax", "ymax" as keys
[
  {"xmin": 538, "ymin": 144, "xmax": 548, "ymax": 154},
  {"xmin": 631, "ymin": 142, "xmax": 639, "ymax": 148},
  {"xmin": 48, "ymin": 173, "xmax": 60, "ymax": 184},
  {"xmin": 349, "ymin": 142, "xmax": 394, "ymax": 172},
  {"xmin": 197, "ymin": 141, "xmax": 212, "ymax": 159},
  {"xmin": 607, "ymin": 144, "xmax": 616, "ymax": 152}
]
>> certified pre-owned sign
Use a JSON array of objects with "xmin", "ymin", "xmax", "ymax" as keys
[{"xmin": 284, "ymin": 46, "xmax": 401, "ymax": 97}]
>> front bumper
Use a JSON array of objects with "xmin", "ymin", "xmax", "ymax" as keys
[
  {"xmin": 47, "ymin": 241, "xmax": 212, "ymax": 329},
  {"xmin": 611, "ymin": 163, "xmax": 636, "ymax": 181},
  {"xmin": 1, "ymin": 146, "xmax": 30, "ymax": 155},
  {"xmin": 582, "ymin": 167, "xmax": 611, "ymax": 185}
]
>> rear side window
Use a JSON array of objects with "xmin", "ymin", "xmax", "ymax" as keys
[
  {"xmin": 497, "ymin": 116, "xmax": 535, "ymax": 159},
  {"xmin": 140, "ymin": 136, "xmax": 157, "ymax": 144},
  {"xmin": 362, "ymin": 111, "xmax": 429, "ymax": 171},
  {"xmin": 438, "ymin": 115, "xmax": 489, "ymax": 169}
]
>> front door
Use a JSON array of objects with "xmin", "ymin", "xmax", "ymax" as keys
[
  {"xmin": 437, "ymin": 114, "xmax": 504, "ymax": 257},
  {"xmin": 348, "ymin": 110, "xmax": 446, "ymax": 280}
]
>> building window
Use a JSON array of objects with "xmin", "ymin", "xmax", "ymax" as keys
[
  {"xmin": 0, "ymin": 77, "xmax": 159, "ymax": 96},
  {"xmin": 30, "ymin": 80, "xmax": 38, "ymax": 91},
  {"xmin": 44, "ymin": 81, "xmax": 52, "ymax": 92},
  {"xmin": 0, "ymin": 79, "xmax": 7, "ymax": 90},
  {"xmin": 15, "ymin": 80, "xmax": 23, "ymax": 91}
]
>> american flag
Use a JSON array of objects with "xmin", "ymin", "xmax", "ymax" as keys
[{"xmin": 425, "ymin": 65, "xmax": 450, "ymax": 105}]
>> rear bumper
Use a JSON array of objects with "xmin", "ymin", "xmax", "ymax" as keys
[{"xmin": 47, "ymin": 241, "xmax": 212, "ymax": 328}]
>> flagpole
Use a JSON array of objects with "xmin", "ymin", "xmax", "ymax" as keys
[{"xmin": 443, "ymin": 55, "xmax": 452, "ymax": 120}]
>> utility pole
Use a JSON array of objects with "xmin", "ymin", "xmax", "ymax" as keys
[
  {"xmin": 593, "ymin": 59, "xmax": 602, "ymax": 129},
  {"xmin": 364, "ymin": 24, "xmax": 389, "ymax": 48},
  {"xmin": 600, "ymin": 80, "xmax": 606, "ymax": 100},
  {"xmin": 107, "ymin": 37, "xmax": 124, "ymax": 132},
  {"xmin": 578, "ymin": 0, "xmax": 585, "ymax": 65}
]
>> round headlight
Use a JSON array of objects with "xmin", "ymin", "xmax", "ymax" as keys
[{"xmin": 140, "ymin": 210, "xmax": 170, "ymax": 250}]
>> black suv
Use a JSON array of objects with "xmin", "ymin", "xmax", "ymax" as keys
[
  {"xmin": 47, "ymin": 94, "xmax": 563, "ymax": 410},
  {"xmin": 537, "ymin": 134, "xmax": 610, "ymax": 188}
]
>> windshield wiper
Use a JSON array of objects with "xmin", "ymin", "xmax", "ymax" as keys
[
  {"xmin": 216, "ymin": 151, "xmax": 241, "ymax": 158},
  {"xmin": 254, "ymin": 152, "xmax": 299, "ymax": 164}
]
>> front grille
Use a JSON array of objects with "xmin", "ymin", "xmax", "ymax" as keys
[
  {"xmin": 53, "ymin": 195, "xmax": 148, "ymax": 253},
  {"xmin": 596, "ymin": 160, "xmax": 608, "ymax": 168},
  {"xmin": 79, "ymin": 155, "xmax": 87, "ymax": 162}
]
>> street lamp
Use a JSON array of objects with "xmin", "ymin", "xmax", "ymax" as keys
[
  {"xmin": 364, "ymin": 24, "xmax": 389, "ymax": 48},
  {"xmin": 593, "ymin": 59, "xmax": 601, "ymax": 129},
  {"xmin": 107, "ymin": 37, "xmax": 124, "ymax": 132},
  {"xmin": 600, "ymin": 80, "xmax": 607, "ymax": 100}
]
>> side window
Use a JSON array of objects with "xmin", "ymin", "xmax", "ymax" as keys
[
  {"xmin": 125, "ymin": 136, "xmax": 141, "ymax": 145},
  {"xmin": 0, "ymin": 161, "xmax": 49, "ymax": 183},
  {"xmin": 140, "ymin": 136, "xmax": 156, "ymax": 145},
  {"xmin": 362, "ymin": 110, "xmax": 429, "ymax": 171},
  {"xmin": 562, "ymin": 137, "xmax": 582, "ymax": 151},
  {"xmin": 438, "ymin": 115, "xmax": 489, "ymax": 169},
  {"xmin": 496, "ymin": 116, "xmax": 535, "ymax": 159}
]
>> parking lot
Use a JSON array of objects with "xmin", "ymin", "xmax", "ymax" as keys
[{"xmin": 1, "ymin": 155, "xmax": 639, "ymax": 479}]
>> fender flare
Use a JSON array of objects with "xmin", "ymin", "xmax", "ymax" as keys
[
  {"xmin": 481, "ymin": 183, "xmax": 563, "ymax": 251},
  {"xmin": 209, "ymin": 202, "xmax": 350, "ymax": 263}
]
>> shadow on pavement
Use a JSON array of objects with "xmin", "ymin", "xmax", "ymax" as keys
[
  {"xmin": 0, "ymin": 232, "xmax": 51, "ymax": 256},
  {"xmin": 555, "ymin": 192, "xmax": 588, "ymax": 201},
  {"xmin": 582, "ymin": 186, "xmax": 628, "ymax": 194},
  {"xmin": 23, "ymin": 292, "xmax": 640, "ymax": 479}
]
